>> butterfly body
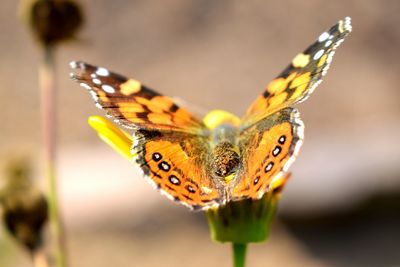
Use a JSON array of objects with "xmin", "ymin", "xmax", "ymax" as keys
[
  {"xmin": 210, "ymin": 123, "xmax": 240, "ymax": 176},
  {"xmin": 70, "ymin": 17, "xmax": 352, "ymax": 210}
]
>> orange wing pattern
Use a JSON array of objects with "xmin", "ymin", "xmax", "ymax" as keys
[
  {"xmin": 233, "ymin": 108, "xmax": 303, "ymax": 200},
  {"xmin": 242, "ymin": 17, "xmax": 352, "ymax": 129},
  {"xmin": 70, "ymin": 61, "xmax": 206, "ymax": 134},
  {"xmin": 70, "ymin": 61, "xmax": 220, "ymax": 209},
  {"xmin": 133, "ymin": 130, "xmax": 221, "ymax": 210}
]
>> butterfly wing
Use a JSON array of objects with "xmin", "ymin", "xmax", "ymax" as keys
[
  {"xmin": 70, "ymin": 62, "xmax": 221, "ymax": 209},
  {"xmin": 242, "ymin": 17, "xmax": 352, "ymax": 129},
  {"xmin": 233, "ymin": 108, "xmax": 303, "ymax": 199},
  {"xmin": 133, "ymin": 129, "xmax": 221, "ymax": 210},
  {"xmin": 70, "ymin": 61, "xmax": 206, "ymax": 134}
]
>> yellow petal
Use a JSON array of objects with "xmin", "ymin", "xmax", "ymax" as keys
[
  {"xmin": 88, "ymin": 116, "xmax": 133, "ymax": 161},
  {"xmin": 271, "ymin": 172, "xmax": 291, "ymax": 192},
  {"xmin": 203, "ymin": 109, "xmax": 240, "ymax": 129}
]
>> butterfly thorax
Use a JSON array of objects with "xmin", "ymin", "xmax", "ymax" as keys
[{"xmin": 210, "ymin": 124, "xmax": 240, "ymax": 183}]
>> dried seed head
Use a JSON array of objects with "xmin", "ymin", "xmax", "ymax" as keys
[
  {"xmin": 0, "ymin": 158, "xmax": 48, "ymax": 252},
  {"xmin": 19, "ymin": 0, "xmax": 84, "ymax": 46}
]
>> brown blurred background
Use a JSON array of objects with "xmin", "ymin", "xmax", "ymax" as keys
[{"xmin": 1, "ymin": 0, "xmax": 400, "ymax": 266}]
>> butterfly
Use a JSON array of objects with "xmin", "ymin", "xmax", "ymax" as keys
[{"xmin": 70, "ymin": 17, "xmax": 352, "ymax": 210}]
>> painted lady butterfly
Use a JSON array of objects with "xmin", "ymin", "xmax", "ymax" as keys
[{"xmin": 70, "ymin": 17, "xmax": 352, "ymax": 210}]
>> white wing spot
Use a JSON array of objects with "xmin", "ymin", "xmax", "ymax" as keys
[
  {"xmin": 92, "ymin": 78, "xmax": 101, "ymax": 85},
  {"xmin": 96, "ymin": 67, "xmax": 110, "ymax": 76},
  {"xmin": 69, "ymin": 61, "xmax": 78, "ymax": 69},
  {"xmin": 318, "ymin": 32, "xmax": 329, "ymax": 42},
  {"xmin": 343, "ymin": 17, "xmax": 352, "ymax": 32},
  {"xmin": 89, "ymin": 91, "xmax": 99, "ymax": 101},
  {"xmin": 101, "ymin": 84, "xmax": 115, "ymax": 93},
  {"xmin": 80, "ymin": 83, "xmax": 91, "ymax": 90},
  {"xmin": 313, "ymin": 49, "xmax": 325, "ymax": 60},
  {"xmin": 265, "ymin": 162, "xmax": 274, "ymax": 172},
  {"xmin": 325, "ymin": 40, "xmax": 333, "ymax": 47}
]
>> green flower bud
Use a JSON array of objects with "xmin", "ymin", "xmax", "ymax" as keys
[{"xmin": 205, "ymin": 173, "xmax": 289, "ymax": 244}]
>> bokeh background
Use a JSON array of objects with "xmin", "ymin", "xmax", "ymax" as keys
[{"xmin": 1, "ymin": 0, "xmax": 400, "ymax": 266}]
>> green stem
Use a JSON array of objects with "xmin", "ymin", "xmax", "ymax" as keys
[
  {"xmin": 39, "ymin": 45, "xmax": 67, "ymax": 267},
  {"xmin": 232, "ymin": 243, "xmax": 247, "ymax": 267}
]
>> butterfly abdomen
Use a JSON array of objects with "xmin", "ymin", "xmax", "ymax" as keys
[{"xmin": 209, "ymin": 124, "xmax": 241, "ymax": 182}]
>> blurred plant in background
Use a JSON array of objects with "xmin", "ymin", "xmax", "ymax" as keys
[
  {"xmin": 16, "ymin": 0, "xmax": 84, "ymax": 266},
  {"xmin": 19, "ymin": 0, "xmax": 83, "ymax": 46},
  {"xmin": 0, "ymin": 158, "xmax": 48, "ymax": 267}
]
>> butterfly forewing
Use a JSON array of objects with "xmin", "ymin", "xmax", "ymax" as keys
[
  {"xmin": 242, "ymin": 17, "xmax": 352, "ymax": 129},
  {"xmin": 70, "ymin": 61, "xmax": 206, "ymax": 134}
]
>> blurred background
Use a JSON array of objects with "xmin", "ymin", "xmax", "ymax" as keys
[{"xmin": 1, "ymin": 0, "xmax": 400, "ymax": 266}]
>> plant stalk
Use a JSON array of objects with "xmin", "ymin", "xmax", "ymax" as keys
[
  {"xmin": 39, "ymin": 44, "xmax": 67, "ymax": 267},
  {"xmin": 232, "ymin": 243, "xmax": 247, "ymax": 267},
  {"xmin": 32, "ymin": 248, "xmax": 50, "ymax": 267}
]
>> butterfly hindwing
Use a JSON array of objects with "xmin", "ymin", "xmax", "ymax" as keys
[
  {"xmin": 242, "ymin": 17, "xmax": 352, "ymax": 129},
  {"xmin": 70, "ymin": 61, "xmax": 206, "ymax": 134},
  {"xmin": 233, "ymin": 108, "xmax": 304, "ymax": 199},
  {"xmin": 133, "ymin": 129, "xmax": 221, "ymax": 210}
]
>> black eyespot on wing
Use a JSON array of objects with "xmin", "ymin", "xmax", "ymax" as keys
[
  {"xmin": 169, "ymin": 175, "xmax": 181, "ymax": 185},
  {"xmin": 272, "ymin": 146, "xmax": 281, "ymax": 157},
  {"xmin": 265, "ymin": 162, "xmax": 274, "ymax": 173},
  {"xmin": 158, "ymin": 161, "xmax": 170, "ymax": 172},
  {"xmin": 152, "ymin": 152, "xmax": 162, "ymax": 161},
  {"xmin": 278, "ymin": 135, "xmax": 286, "ymax": 145},
  {"xmin": 186, "ymin": 184, "xmax": 196, "ymax": 193},
  {"xmin": 169, "ymin": 103, "xmax": 179, "ymax": 113},
  {"xmin": 263, "ymin": 90, "xmax": 271, "ymax": 98}
]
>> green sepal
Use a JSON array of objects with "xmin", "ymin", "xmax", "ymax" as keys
[{"xmin": 205, "ymin": 187, "xmax": 280, "ymax": 244}]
